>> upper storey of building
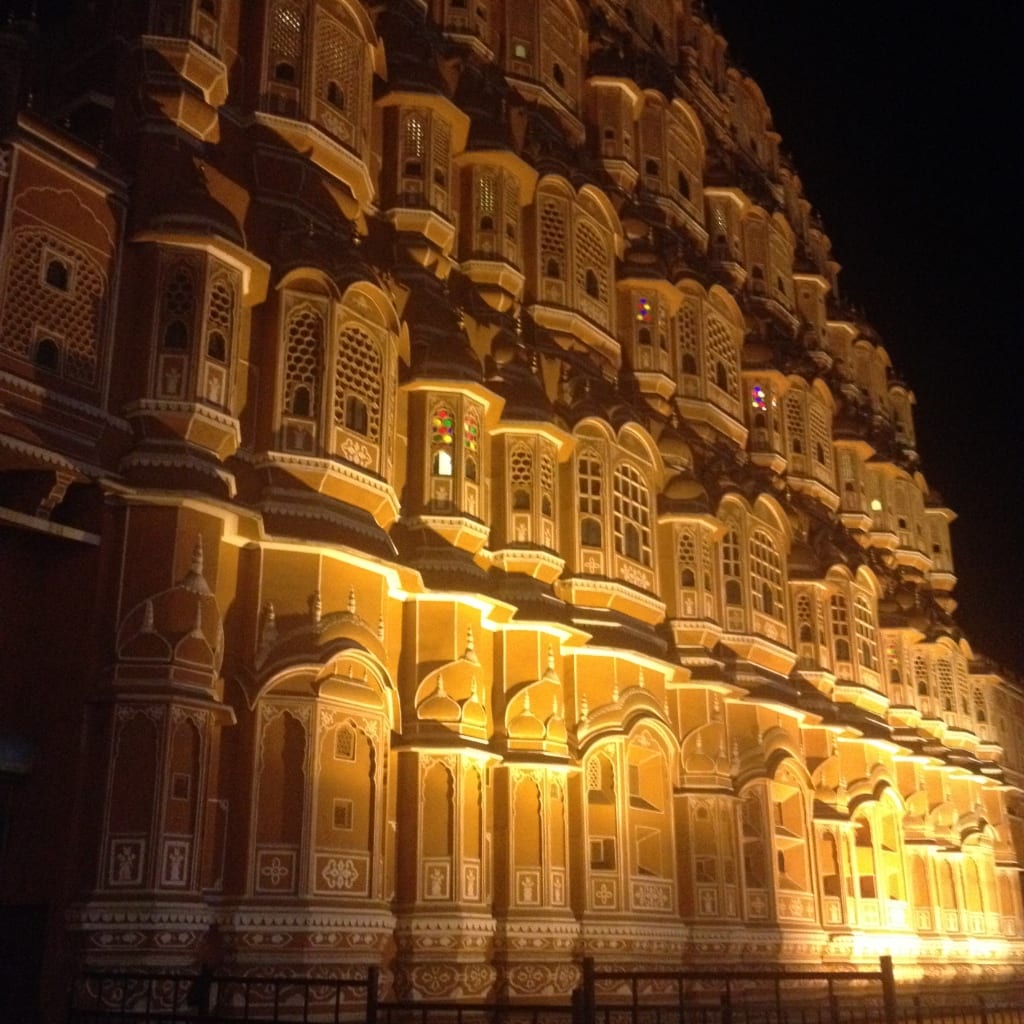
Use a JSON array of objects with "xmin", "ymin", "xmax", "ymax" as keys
[{"xmin": 0, "ymin": 0, "xmax": 1017, "ymax": 726}]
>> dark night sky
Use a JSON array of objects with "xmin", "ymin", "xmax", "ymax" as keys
[{"xmin": 711, "ymin": 2, "xmax": 1024, "ymax": 673}]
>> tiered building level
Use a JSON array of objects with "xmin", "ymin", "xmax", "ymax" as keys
[{"xmin": 0, "ymin": 0, "xmax": 1022, "ymax": 1013}]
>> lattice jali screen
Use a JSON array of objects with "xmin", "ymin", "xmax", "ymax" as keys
[{"xmin": 0, "ymin": 227, "xmax": 106, "ymax": 386}]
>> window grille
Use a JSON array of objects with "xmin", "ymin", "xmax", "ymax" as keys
[{"xmin": 613, "ymin": 463, "xmax": 652, "ymax": 566}]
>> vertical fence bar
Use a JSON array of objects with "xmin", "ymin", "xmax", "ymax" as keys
[
  {"xmin": 879, "ymin": 957, "xmax": 896, "ymax": 1024},
  {"xmin": 367, "ymin": 966, "xmax": 380, "ymax": 1024},
  {"xmin": 583, "ymin": 957, "xmax": 596, "ymax": 1024}
]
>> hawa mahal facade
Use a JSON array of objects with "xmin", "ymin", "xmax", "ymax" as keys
[{"xmin": 0, "ymin": 0, "xmax": 1022, "ymax": 1015}]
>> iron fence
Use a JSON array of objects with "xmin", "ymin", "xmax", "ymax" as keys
[{"xmin": 66, "ymin": 960, "xmax": 1023, "ymax": 1024}]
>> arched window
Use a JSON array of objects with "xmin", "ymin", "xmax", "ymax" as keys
[
  {"xmin": 463, "ymin": 406, "xmax": 479, "ymax": 482},
  {"xmin": 431, "ymin": 404, "xmax": 456, "ymax": 477},
  {"xmin": 206, "ymin": 331, "xmax": 226, "ymax": 361},
  {"xmin": 205, "ymin": 276, "xmax": 234, "ymax": 365},
  {"xmin": 33, "ymin": 337, "xmax": 60, "ymax": 372},
  {"xmin": 750, "ymin": 530, "xmax": 783, "ymax": 620},
  {"xmin": 914, "ymin": 655, "xmax": 929, "ymax": 697},
  {"xmin": 509, "ymin": 443, "xmax": 533, "ymax": 512},
  {"xmin": 539, "ymin": 454, "xmax": 555, "ymax": 520},
  {"xmin": 290, "ymin": 385, "xmax": 311, "ymax": 417},
  {"xmin": 575, "ymin": 218, "xmax": 609, "ymax": 321},
  {"xmin": 45, "ymin": 258, "xmax": 69, "ymax": 291},
  {"xmin": 613, "ymin": 463, "xmax": 652, "ymax": 567},
  {"xmin": 704, "ymin": 313, "xmax": 738, "ymax": 402},
  {"xmin": 334, "ymin": 322, "xmax": 383, "ymax": 453},
  {"xmin": 853, "ymin": 595, "xmax": 878, "ymax": 672},
  {"xmin": 854, "ymin": 817, "xmax": 877, "ymax": 898},
  {"xmin": 345, "ymin": 395, "xmax": 368, "ymax": 434},
  {"xmin": 578, "ymin": 453, "xmax": 603, "ymax": 548},
  {"xmin": 269, "ymin": 3, "xmax": 303, "ymax": 83},
  {"xmin": 402, "ymin": 113, "xmax": 426, "ymax": 179},
  {"xmin": 678, "ymin": 531, "xmax": 697, "ymax": 591},
  {"xmin": 282, "ymin": 303, "xmax": 325, "ymax": 450},
  {"xmin": 586, "ymin": 752, "xmax": 617, "ymax": 870},
  {"xmin": 722, "ymin": 529, "xmax": 742, "ymax": 605},
  {"xmin": 830, "ymin": 595, "xmax": 851, "ymax": 664},
  {"xmin": 162, "ymin": 268, "xmax": 195, "ymax": 350}
]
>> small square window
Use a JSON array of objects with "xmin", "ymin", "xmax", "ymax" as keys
[
  {"xmin": 171, "ymin": 773, "xmax": 191, "ymax": 801},
  {"xmin": 335, "ymin": 726, "xmax": 356, "ymax": 761},
  {"xmin": 589, "ymin": 837, "xmax": 615, "ymax": 870},
  {"xmin": 333, "ymin": 799, "xmax": 353, "ymax": 830},
  {"xmin": 41, "ymin": 248, "xmax": 74, "ymax": 293}
]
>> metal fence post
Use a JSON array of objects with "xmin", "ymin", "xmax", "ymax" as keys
[
  {"xmin": 367, "ymin": 965, "xmax": 380, "ymax": 1024},
  {"xmin": 582, "ymin": 956, "xmax": 596, "ymax": 1024},
  {"xmin": 720, "ymin": 989, "xmax": 733, "ymax": 1024},
  {"xmin": 879, "ymin": 955, "xmax": 897, "ymax": 1024}
]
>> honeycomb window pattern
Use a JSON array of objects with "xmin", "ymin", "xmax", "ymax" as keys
[
  {"xmin": 574, "ymin": 220, "xmax": 608, "ymax": 304},
  {"xmin": 937, "ymin": 660, "xmax": 955, "ymax": 714},
  {"xmin": 540, "ymin": 0, "xmax": 578, "ymax": 109},
  {"xmin": 0, "ymin": 227, "xmax": 105, "ymax": 387},
  {"xmin": 705, "ymin": 314, "xmax": 738, "ymax": 400},
  {"xmin": 503, "ymin": 177, "xmax": 520, "ymax": 255},
  {"xmin": 206, "ymin": 274, "xmax": 235, "ymax": 360},
  {"xmin": 510, "ymin": 442, "xmax": 533, "ymax": 512},
  {"xmin": 809, "ymin": 400, "xmax": 833, "ymax": 474},
  {"xmin": 431, "ymin": 118, "xmax": 452, "ymax": 212},
  {"xmin": 785, "ymin": 392, "xmax": 805, "ymax": 455},
  {"xmin": 163, "ymin": 265, "xmax": 195, "ymax": 331},
  {"xmin": 678, "ymin": 302, "xmax": 699, "ymax": 375},
  {"xmin": 678, "ymin": 530, "xmax": 696, "ymax": 581},
  {"xmin": 539, "ymin": 452, "xmax": 554, "ymax": 516},
  {"xmin": 510, "ymin": 443, "xmax": 533, "ymax": 488},
  {"xmin": 539, "ymin": 195, "xmax": 567, "ymax": 277},
  {"xmin": 270, "ymin": 3, "xmax": 304, "ymax": 79},
  {"xmin": 334, "ymin": 324, "xmax": 382, "ymax": 443},
  {"xmin": 283, "ymin": 304, "xmax": 324, "ymax": 418},
  {"xmin": 796, "ymin": 593, "xmax": 814, "ymax": 643},
  {"xmin": 314, "ymin": 8, "xmax": 361, "ymax": 142}
]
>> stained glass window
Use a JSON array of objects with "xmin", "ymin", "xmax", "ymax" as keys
[
  {"xmin": 432, "ymin": 406, "xmax": 455, "ymax": 445},
  {"xmin": 463, "ymin": 407, "xmax": 479, "ymax": 453}
]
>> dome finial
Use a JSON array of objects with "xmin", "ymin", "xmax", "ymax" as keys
[
  {"xmin": 179, "ymin": 534, "xmax": 211, "ymax": 595},
  {"xmin": 463, "ymin": 626, "xmax": 479, "ymax": 665}
]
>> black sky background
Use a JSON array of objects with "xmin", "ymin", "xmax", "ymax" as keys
[{"xmin": 710, "ymin": 2, "xmax": 1024, "ymax": 673}]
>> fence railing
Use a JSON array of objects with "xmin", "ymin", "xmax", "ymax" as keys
[
  {"xmin": 579, "ymin": 957, "xmax": 897, "ymax": 1024},
  {"xmin": 66, "ymin": 959, "xmax": 1024, "ymax": 1024}
]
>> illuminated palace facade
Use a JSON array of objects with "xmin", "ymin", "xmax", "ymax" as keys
[{"xmin": 1, "ymin": 0, "xmax": 1023, "ymax": 1009}]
